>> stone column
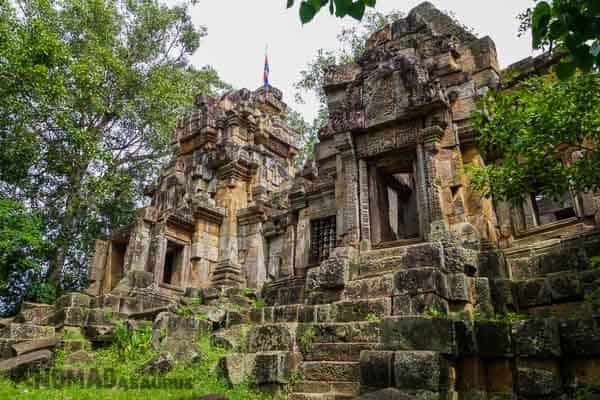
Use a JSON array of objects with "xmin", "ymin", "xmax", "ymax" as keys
[
  {"xmin": 358, "ymin": 158, "xmax": 371, "ymax": 249},
  {"xmin": 279, "ymin": 217, "xmax": 296, "ymax": 278},
  {"xmin": 238, "ymin": 212, "xmax": 267, "ymax": 290},
  {"xmin": 212, "ymin": 177, "xmax": 247, "ymax": 288},
  {"xmin": 420, "ymin": 126, "xmax": 445, "ymax": 240},
  {"xmin": 335, "ymin": 132, "xmax": 360, "ymax": 248}
]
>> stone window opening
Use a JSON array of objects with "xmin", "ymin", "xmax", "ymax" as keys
[
  {"xmin": 527, "ymin": 191, "xmax": 577, "ymax": 228},
  {"xmin": 163, "ymin": 241, "xmax": 184, "ymax": 286},
  {"xmin": 309, "ymin": 216, "xmax": 336, "ymax": 266}
]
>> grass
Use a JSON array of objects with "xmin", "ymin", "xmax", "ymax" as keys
[{"xmin": 0, "ymin": 326, "xmax": 274, "ymax": 400}]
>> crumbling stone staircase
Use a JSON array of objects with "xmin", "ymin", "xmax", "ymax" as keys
[{"xmin": 218, "ymin": 238, "xmax": 600, "ymax": 399}]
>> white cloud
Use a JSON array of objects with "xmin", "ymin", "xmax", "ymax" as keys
[{"xmin": 190, "ymin": 0, "xmax": 535, "ymax": 121}]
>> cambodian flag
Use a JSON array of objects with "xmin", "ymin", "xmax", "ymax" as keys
[{"xmin": 263, "ymin": 51, "xmax": 270, "ymax": 87}]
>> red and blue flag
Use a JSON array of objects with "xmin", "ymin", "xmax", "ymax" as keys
[{"xmin": 263, "ymin": 51, "xmax": 270, "ymax": 87}]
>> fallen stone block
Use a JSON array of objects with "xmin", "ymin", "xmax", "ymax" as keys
[
  {"xmin": 217, "ymin": 353, "xmax": 256, "ymax": 385},
  {"xmin": 11, "ymin": 338, "xmax": 58, "ymax": 356},
  {"xmin": 54, "ymin": 306, "xmax": 89, "ymax": 327},
  {"xmin": 0, "ymin": 323, "xmax": 55, "ymax": 340},
  {"xmin": 0, "ymin": 349, "xmax": 53, "ymax": 378},
  {"xmin": 14, "ymin": 303, "xmax": 54, "ymax": 325},
  {"xmin": 254, "ymin": 351, "xmax": 300, "ymax": 384},
  {"xmin": 56, "ymin": 293, "xmax": 91, "ymax": 309},
  {"xmin": 246, "ymin": 324, "xmax": 294, "ymax": 353}
]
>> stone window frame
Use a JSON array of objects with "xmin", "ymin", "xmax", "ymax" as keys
[
  {"xmin": 513, "ymin": 189, "xmax": 583, "ymax": 237},
  {"xmin": 308, "ymin": 215, "xmax": 337, "ymax": 267},
  {"xmin": 158, "ymin": 235, "xmax": 190, "ymax": 291}
]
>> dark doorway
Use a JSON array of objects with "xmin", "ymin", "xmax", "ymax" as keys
[
  {"xmin": 163, "ymin": 241, "xmax": 184, "ymax": 285},
  {"xmin": 369, "ymin": 153, "xmax": 420, "ymax": 246},
  {"xmin": 110, "ymin": 242, "xmax": 127, "ymax": 290}
]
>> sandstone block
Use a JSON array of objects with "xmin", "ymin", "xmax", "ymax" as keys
[
  {"xmin": 333, "ymin": 298, "xmax": 391, "ymax": 322},
  {"xmin": 54, "ymin": 306, "xmax": 89, "ymax": 327},
  {"xmin": 56, "ymin": 293, "xmax": 91, "ymax": 309},
  {"xmin": 546, "ymin": 272, "xmax": 583, "ymax": 302},
  {"xmin": 382, "ymin": 317, "xmax": 455, "ymax": 354},
  {"xmin": 218, "ymin": 353, "xmax": 256, "ymax": 385},
  {"xmin": 516, "ymin": 278, "xmax": 551, "ymax": 308},
  {"xmin": 254, "ymin": 351, "xmax": 300, "ymax": 384},
  {"xmin": 447, "ymin": 273, "xmax": 469, "ymax": 302},
  {"xmin": 393, "ymin": 268, "xmax": 448, "ymax": 298},
  {"xmin": 516, "ymin": 366, "xmax": 561, "ymax": 397},
  {"xmin": 0, "ymin": 349, "xmax": 53, "ymax": 378},
  {"xmin": 360, "ymin": 351, "xmax": 394, "ymax": 388},
  {"xmin": 475, "ymin": 321, "xmax": 512, "ymax": 358},
  {"xmin": 246, "ymin": 324, "xmax": 294, "ymax": 352},
  {"xmin": 560, "ymin": 318, "xmax": 600, "ymax": 356},
  {"xmin": 302, "ymin": 361, "xmax": 360, "ymax": 382},
  {"xmin": 512, "ymin": 318, "xmax": 561, "ymax": 357},
  {"xmin": 393, "ymin": 351, "xmax": 451, "ymax": 392}
]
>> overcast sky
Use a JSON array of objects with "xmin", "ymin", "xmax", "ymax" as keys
[{"xmin": 189, "ymin": 0, "xmax": 536, "ymax": 121}]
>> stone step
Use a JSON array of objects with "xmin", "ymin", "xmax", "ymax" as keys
[
  {"xmin": 289, "ymin": 393, "xmax": 354, "ymax": 400},
  {"xmin": 302, "ymin": 342, "xmax": 378, "ymax": 362},
  {"xmin": 356, "ymin": 242, "xmax": 443, "ymax": 279},
  {"xmin": 300, "ymin": 322, "xmax": 381, "ymax": 344},
  {"xmin": 291, "ymin": 380, "xmax": 360, "ymax": 396},
  {"xmin": 301, "ymin": 361, "xmax": 361, "ymax": 382}
]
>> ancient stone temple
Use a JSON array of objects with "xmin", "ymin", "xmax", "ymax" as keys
[{"xmin": 5, "ymin": 3, "xmax": 600, "ymax": 399}]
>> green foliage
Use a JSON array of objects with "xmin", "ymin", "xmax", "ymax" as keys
[
  {"xmin": 0, "ymin": 197, "xmax": 48, "ymax": 291},
  {"xmin": 365, "ymin": 313, "xmax": 381, "ymax": 322},
  {"xmin": 590, "ymin": 256, "xmax": 600, "ymax": 268},
  {"xmin": 113, "ymin": 322, "xmax": 154, "ymax": 361},
  {"xmin": 469, "ymin": 73, "xmax": 600, "ymax": 203},
  {"xmin": 253, "ymin": 298, "xmax": 267, "ymax": 309},
  {"xmin": 527, "ymin": 0, "xmax": 600, "ymax": 78},
  {"xmin": 0, "ymin": 0, "xmax": 228, "ymax": 286},
  {"xmin": 0, "ymin": 329, "xmax": 271, "ymax": 400},
  {"xmin": 298, "ymin": 325, "xmax": 316, "ymax": 353},
  {"xmin": 24, "ymin": 281, "xmax": 58, "ymax": 305},
  {"xmin": 288, "ymin": 0, "xmax": 377, "ymax": 24}
]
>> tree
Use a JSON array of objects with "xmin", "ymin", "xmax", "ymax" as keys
[
  {"xmin": 469, "ymin": 73, "xmax": 600, "ymax": 203},
  {"xmin": 287, "ymin": 0, "xmax": 377, "ymax": 24},
  {"xmin": 527, "ymin": 0, "xmax": 600, "ymax": 78},
  {"xmin": 0, "ymin": 0, "xmax": 228, "ymax": 287},
  {"xmin": 0, "ymin": 197, "xmax": 48, "ymax": 314}
]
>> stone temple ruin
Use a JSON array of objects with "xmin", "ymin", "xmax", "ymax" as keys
[{"xmin": 2, "ymin": 3, "xmax": 600, "ymax": 399}]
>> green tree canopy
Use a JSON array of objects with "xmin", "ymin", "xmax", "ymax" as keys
[
  {"xmin": 0, "ymin": 197, "xmax": 47, "ymax": 295},
  {"xmin": 469, "ymin": 73, "xmax": 600, "ymax": 203},
  {"xmin": 287, "ymin": 0, "xmax": 377, "ymax": 24},
  {"xmin": 521, "ymin": 0, "xmax": 599, "ymax": 78},
  {"xmin": 0, "ymin": 0, "xmax": 228, "ymax": 287}
]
